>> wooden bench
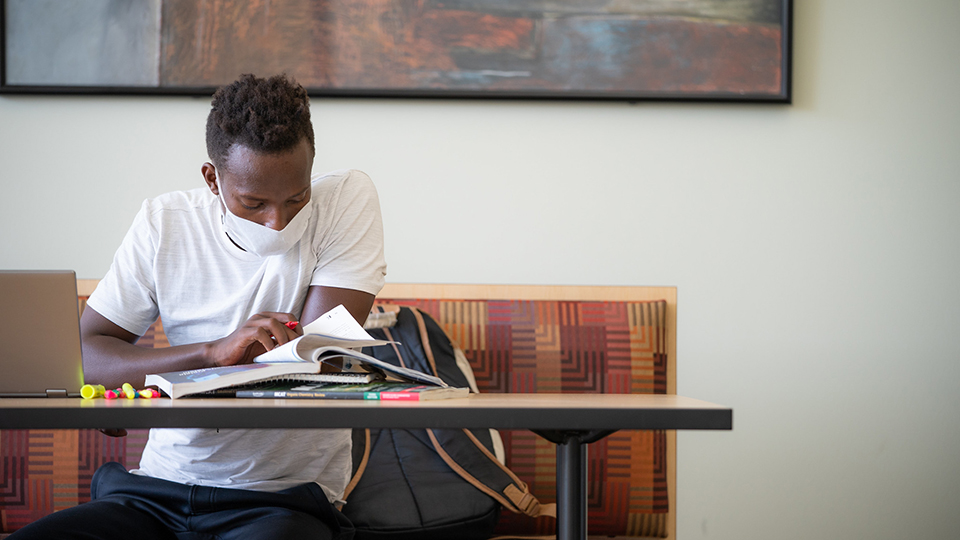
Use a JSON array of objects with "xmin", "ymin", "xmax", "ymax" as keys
[{"xmin": 0, "ymin": 282, "xmax": 677, "ymax": 539}]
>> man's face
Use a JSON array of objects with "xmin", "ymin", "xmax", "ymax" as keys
[{"xmin": 207, "ymin": 139, "xmax": 314, "ymax": 231}]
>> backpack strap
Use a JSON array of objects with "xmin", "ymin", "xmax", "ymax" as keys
[
  {"xmin": 460, "ymin": 429, "xmax": 556, "ymax": 518},
  {"xmin": 408, "ymin": 307, "xmax": 440, "ymax": 377},
  {"xmin": 379, "ymin": 326, "xmax": 407, "ymax": 368},
  {"xmin": 342, "ymin": 428, "xmax": 371, "ymax": 500},
  {"xmin": 365, "ymin": 304, "xmax": 400, "ymax": 329},
  {"xmin": 426, "ymin": 428, "xmax": 556, "ymax": 519}
]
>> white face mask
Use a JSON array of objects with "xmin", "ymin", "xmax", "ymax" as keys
[{"xmin": 216, "ymin": 172, "xmax": 313, "ymax": 257}]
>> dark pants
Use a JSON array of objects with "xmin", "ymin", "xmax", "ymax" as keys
[{"xmin": 8, "ymin": 462, "xmax": 354, "ymax": 540}]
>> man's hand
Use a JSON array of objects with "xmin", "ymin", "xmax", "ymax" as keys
[
  {"xmin": 208, "ymin": 312, "xmax": 304, "ymax": 367},
  {"xmin": 80, "ymin": 307, "xmax": 305, "ymax": 390}
]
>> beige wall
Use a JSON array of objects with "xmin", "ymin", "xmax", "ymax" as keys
[{"xmin": 2, "ymin": 1, "xmax": 958, "ymax": 538}]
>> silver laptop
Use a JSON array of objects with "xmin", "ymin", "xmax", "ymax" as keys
[{"xmin": 0, "ymin": 270, "xmax": 85, "ymax": 397}]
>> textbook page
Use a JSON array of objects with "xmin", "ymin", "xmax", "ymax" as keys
[
  {"xmin": 301, "ymin": 304, "xmax": 374, "ymax": 340},
  {"xmin": 254, "ymin": 305, "xmax": 388, "ymax": 364}
]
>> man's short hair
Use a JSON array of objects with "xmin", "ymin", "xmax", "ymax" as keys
[{"xmin": 206, "ymin": 74, "xmax": 315, "ymax": 167}]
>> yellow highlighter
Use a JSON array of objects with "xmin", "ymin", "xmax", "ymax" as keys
[
  {"xmin": 80, "ymin": 384, "xmax": 105, "ymax": 399},
  {"xmin": 122, "ymin": 383, "xmax": 137, "ymax": 399}
]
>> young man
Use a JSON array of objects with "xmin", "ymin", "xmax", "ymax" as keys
[{"xmin": 10, "ymin": 74, "xmax": 385, "ymax": 540}]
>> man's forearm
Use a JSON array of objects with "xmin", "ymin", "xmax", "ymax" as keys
[{"xmin": 82, "ymin": 334, "xmax": 214, "ymax": 390}]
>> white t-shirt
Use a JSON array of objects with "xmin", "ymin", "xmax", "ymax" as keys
[{"xmin": 86, "ymin": 169, "xmax": 386, "ymax": 500}]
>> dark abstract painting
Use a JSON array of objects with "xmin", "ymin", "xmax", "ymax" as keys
[{"xmin": 2, "ymin": 0, "xmax": 791, "ymax": 101}]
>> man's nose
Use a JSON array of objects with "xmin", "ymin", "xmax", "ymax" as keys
[{"xmin": 261, "ymin": 207, "xmax": 289, "ymax": 231}]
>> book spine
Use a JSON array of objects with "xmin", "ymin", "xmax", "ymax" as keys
[
  {"xmin": 234, "ymin": 390, "xmax": 375, "ymax": 399},
  {"xmin": 378, "ymin": 392, "xmax": 421, "ymax": 401}
]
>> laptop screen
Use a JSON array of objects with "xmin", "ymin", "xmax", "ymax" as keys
[{"xmin": 0, "ymin": 270, "xmax": 85, "ymax": 397}]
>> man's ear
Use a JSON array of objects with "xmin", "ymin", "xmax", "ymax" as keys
[{"xmin": 201, "ymin": 162, "xmax": 219, "ymax": 195}]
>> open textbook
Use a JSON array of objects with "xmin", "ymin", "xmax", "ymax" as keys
[{"xmin": 145, "ymin": 305, "xmax": 451, "ymax": 399}]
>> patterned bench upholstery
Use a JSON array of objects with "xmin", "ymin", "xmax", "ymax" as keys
[{"xmin": 1, "ymin": 283, "xmax": 677, "ymax": 539}]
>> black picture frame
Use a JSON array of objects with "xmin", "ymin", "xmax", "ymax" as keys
[{"xmin": 1, "ymin": 0, "xmax": 791, "ymax": 102}]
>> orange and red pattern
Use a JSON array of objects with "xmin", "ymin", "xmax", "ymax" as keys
[{"xmin": 1, "ymin": 297, "xmax": 669, "ymax": 537}]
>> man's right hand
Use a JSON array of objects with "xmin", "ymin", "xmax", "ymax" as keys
[
  {"xmin": 207, "ymin": 312, "xmax": 304, "ymax": 367},
  {"xmin": 80, "ymin": 307, "xmax": 305, "ymax": 390}
]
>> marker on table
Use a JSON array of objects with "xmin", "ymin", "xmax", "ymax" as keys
[
  {"xmin": 81, "ymin": 384, "xmax": 105, "ymax": 400},
  {"xmin": 122, "ymin": 383, "xmax": 137, "ymax": 399}
]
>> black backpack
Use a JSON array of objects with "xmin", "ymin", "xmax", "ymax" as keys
[{"xmin": 345, "ymin": 306, "xmax": 553, "ymax": 540}]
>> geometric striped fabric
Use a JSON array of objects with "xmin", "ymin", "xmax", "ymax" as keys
[
  {"xmin": 377, "ymin": 298, "xmax": 669, "ymax": 537},
  {"xmin": 1, "ymin": 297, "xmax": 669, "ymax": 537},
  {"xmin": 0, "ymin": 429, "xmax": 149, "ymax": 532}
]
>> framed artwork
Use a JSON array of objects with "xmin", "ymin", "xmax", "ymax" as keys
[{"xmin": 1, "ymin": 0, "xmax": 792, "ymax": 102}]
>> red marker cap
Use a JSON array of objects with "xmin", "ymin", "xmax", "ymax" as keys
[{"xmin": 285, "ymin": 321, "xmax": 299, "ymax": 330}]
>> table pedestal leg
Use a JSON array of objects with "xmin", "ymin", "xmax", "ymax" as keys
[
  {"xmin": 533, "ymin": 429, "xmax": 616, "ymax": 540},
  {"xmin": 557, "ymin": 435, "xmax": 586, "ymax": 540}
]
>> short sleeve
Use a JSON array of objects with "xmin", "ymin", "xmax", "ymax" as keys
[
  {"xmin": 310, "ymin": 170, "xmax": 387, "ymax": 295},
  {"xmin": 86, "ymin": 199, "xmax": 161, "ymax": 336}
]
